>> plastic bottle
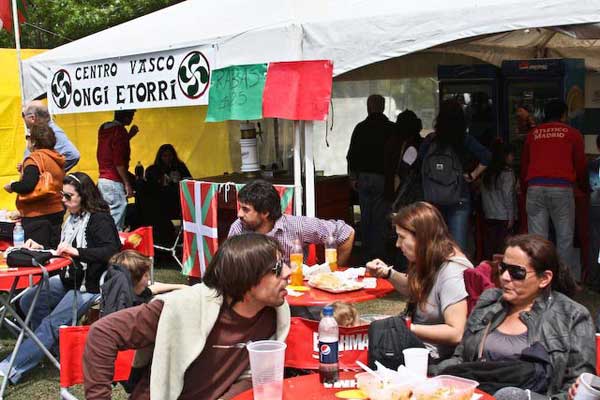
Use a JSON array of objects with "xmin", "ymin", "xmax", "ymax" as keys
[
  {"xmin": 325, "ymin": 235, "xmax": 337, "ymax": 272},
  {"xmin": 134, "ymin": 161, "xmax": 144, "ymax": 180},
  {"xmin": 13, "ymin": 222, "xmax": 24, "ymax": 247},
  {"xmin": 289, "ymin": 238, "xmax": 304, "ymax": 286},
  {"xmin": 319, "ymin": 305, "xmax": 339, "ymax": 384}
]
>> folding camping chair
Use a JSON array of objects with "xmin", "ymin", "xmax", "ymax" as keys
[
  {"xmin": 119, "ymin": 226, "xmax": 155, "ymax": 283},
  {"xmin": 59, "ymin": 325, "xmax": 134, "ymax": 400},
  {"xmin": 152, "ymin": 220, "xmax": 183, "ymax": 270}
]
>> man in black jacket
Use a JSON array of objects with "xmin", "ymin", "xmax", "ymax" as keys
[{"xmin": 346, "ymin": 94, "xmax": 397, "ymax": 263}]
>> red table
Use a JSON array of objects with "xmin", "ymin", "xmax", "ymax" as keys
[
  {"xmin": 286, "ymin": 277, "xmax": 394, "ymax": 307},
  {"xmin": 232, "ymin": 371, "xmax": 495, "ymax": 400},
  {"xmin": 0, "ymin": 257, "xmax": 72, "ymax": 399}
]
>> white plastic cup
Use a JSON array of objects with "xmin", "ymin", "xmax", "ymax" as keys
[
  {"xmin": 574, "ymin": 373, "xmax": 600, "ymax": 400},
  {"xmin": 402, "ymin": 347, "xmax": 430, "ymax": 378},
  {"xmin": 247, "ymin": 340, "xmax": 287, "ymax": 400}
]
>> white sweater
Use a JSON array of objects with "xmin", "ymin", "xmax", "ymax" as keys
[{"xmin": 132, "ymin": 283, "xmax": 291, "ymax": 400}]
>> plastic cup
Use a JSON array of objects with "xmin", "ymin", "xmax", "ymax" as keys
[
  {"xmin": 402, "ymin": 347, "xmax": 429, "ymax": 377},
  {"xmin": 247, "ymin": 340, "xmax": 287, "ymax": 400},
  {"xmin": 574, "ymin": 373, "xmax": 600, "ymax": 400}
]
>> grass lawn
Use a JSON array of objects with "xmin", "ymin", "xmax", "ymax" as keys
[{"xmin": 0, "ymin": 264, "xmax": 598, "ymax": 399}]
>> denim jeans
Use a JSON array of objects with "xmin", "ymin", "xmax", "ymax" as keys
[
  {"xmin": 357, "ymin": 173, "xmax": 390, "ymax": 263},
  {"xmin": 0, "ymin": 276, "xmax": 96, "ymax": 383},
  {"xmin": 526, "ymin": 186, "xmax": 575, "ymax": 271},
  {"xmin": 437, "ymin": 197, "xmax": 471, "ymax": 252},
  {"xmin": 98, "ymin": 178, "xmax": 127, "ymax": 231}
]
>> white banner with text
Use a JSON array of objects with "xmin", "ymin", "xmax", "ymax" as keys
[{"xmin": 48, "ymin": 46, "xmax": 215, "ymax": 114}]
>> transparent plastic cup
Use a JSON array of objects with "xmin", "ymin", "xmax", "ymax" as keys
[
  {"xmin": 402, "ymin": 348, "xmax": 430, "ymax": 378},
  {"xmin": 574, "ymin": 373, "xmax": 600, "ymax": 400},
  {"xmin": 247, "ymin": 340, "xmax": 287, "ymax": 400}
]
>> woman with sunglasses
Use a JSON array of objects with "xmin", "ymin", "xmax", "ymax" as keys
[
  {"xmin": 437, "ymin": 234, "xmax": 595, "ymax": 398},
  {"xmin": 367, "ymin": 201, "xmax": 473, "ymax": 364},
  {"xmin": 0, "ymin": 172, "xmax": 121, "ymax": 384},
  {"xmin": 2, "ymin": 123, "xmax": 65, "ymax": 249}
]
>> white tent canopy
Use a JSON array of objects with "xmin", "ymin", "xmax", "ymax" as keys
[{"xmin": 22, "ymin": 0, "xmax": 600, "ymax": 101}]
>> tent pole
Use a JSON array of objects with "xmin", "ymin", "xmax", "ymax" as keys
[
  {"xmin": 11, "ymin": 0, "xmax": 25, "ymax": 104},
  {"xmin": 304, "ymin": 121, "xmax": 315, "ymax": 217},
  {"xmin": 293, "ymin": 120, "xmax": 303, "ymax": 216}
]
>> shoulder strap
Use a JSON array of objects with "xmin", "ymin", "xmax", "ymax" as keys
[{"xmin": 24, "ymin": 153, "xmax": 44, "ymax": 173}]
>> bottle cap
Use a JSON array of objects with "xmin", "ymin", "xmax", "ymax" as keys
[{"xmin": 322, "ymin": 306, "xmax": 333, "ymax": 316}]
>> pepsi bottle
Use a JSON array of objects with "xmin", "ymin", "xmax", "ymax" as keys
[{"xmin": 319, "ymin": 305, "xmax": 339, "ymax": 384}]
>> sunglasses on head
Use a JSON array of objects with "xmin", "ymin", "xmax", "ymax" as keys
[
  {"xmin": 272, "ymin": 259, "xmax": 284, "ymax": 277},
  {"xmin": 61, "ymin": 191, "xmax": 73, "ymax": 201},
  {"xmin": 499, "ymin": 261, "xmax": 531, "ymax": 281}
]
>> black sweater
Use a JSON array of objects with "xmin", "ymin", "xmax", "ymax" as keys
[{"xmin": 59, "ymin": 212, "xmax": 121, "ymax": 293}]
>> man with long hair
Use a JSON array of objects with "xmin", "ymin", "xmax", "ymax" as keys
[{"xmin": 83, "ymin": 233, "xmax": 291, "ymax": 400}]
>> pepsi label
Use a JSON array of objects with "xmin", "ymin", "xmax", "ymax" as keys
[{"xmin": 319, "ymin": 341, "xmax": 339, "ymax": 364}]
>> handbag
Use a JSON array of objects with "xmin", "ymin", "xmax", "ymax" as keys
[
  {"xmin": 17, "ymin": 153, "xmax": 60, "ymax": 203},
  {"xmin": 5, "ymin": 247, "xmax": 56, "ymax": 267}
]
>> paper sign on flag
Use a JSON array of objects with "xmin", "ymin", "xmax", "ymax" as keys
[
  {"xmin": 206, "ymin": 64, "xmax": 267, "ymax": 122},
  {"xmin": 262, "ymin": 60, "xmax": 333, "ymax": 121}
]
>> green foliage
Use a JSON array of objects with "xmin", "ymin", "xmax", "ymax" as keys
[{"xmin": 0, "ymin": 0, "xmax": 185, "ymax": 49}]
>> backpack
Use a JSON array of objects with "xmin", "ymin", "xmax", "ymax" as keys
[
  {"xmin": 100, "ymin": 264, "xmax": 136, "ymax": 317},
  {"xmin": 421, "ymin": 139, "xmax": 464, "ymax": 206},
  {"xmin": 367, "ymin": 314, "xmax": 425, "ymax": 370}
]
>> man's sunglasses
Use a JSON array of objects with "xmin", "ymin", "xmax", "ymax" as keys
[
  {"xmin": 499, "ymin": 261, "xmax": 532, "ymax": 281},
  {"xmin": 61, "ymin": 191, "xmax": 73, "ymax": 201},
  {"xmin": 272, "ymin": 259, "xmax": 284, "ymax": 277}
]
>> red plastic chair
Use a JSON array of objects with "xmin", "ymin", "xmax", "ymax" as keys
[
  {"xmin": 285, "ymin": 317, "xmax": 369, "ymax": 370},
  {"xmin": 119, "ymin": 226, "xmax": 155, "ymax": 282},
  {"xmin": 59, "ymin": 325, "xmax": 134, "ymax": 400}
]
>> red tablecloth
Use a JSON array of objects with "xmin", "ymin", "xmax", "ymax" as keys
[
  {"xmin": 232, "ymin": 371, "xmax": 495, "ymax": 400},
  {"xmin": 0, "ymin": 257, "xmax": 71, "ymax": 291},
  {"xmin": 286, "ymin": 277, "xmax": 394, "ymax": 307}
]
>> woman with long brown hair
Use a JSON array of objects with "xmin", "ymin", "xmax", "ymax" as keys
[{"xmin": 367, "ymin": 201, "xmax": 472, "ymax": 363}]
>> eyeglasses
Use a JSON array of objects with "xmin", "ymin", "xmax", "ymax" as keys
[
  {"xmin": 61, "ymin": 191, "xmax": 73, "ymax": 201},
  {"xmin": 272, "ymin": 259, "xmax": 284, "ymax": 277},
  {"xmin": 499, "ymin": 261, "xmax": 532, "ymax": 281}
]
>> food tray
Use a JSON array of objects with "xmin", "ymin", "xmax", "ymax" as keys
[{"xmin": 307, "ymin": 280, "xmax": 365, "ymax": 293}]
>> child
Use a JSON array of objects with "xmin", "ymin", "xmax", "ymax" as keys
[
  {"xmin": 101, "ymin": 250, "xmax": 186, "ymax": 316},
  {"xmin": 327, "ymin": 301, "xmax": 361, "ymax": 327},
  {"xmin": 480, "ymin": 142, "xmax": 517, "ymax": 259}
]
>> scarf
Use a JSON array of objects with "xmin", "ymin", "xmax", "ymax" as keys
[{"xmin": 61, "ymin": 211, "xmax": 91, "ymax": 291}]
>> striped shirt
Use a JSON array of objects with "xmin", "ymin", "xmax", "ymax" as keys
[{"xmin": 228, "ymin": 214, "xmax": 353, "ymax": 263}]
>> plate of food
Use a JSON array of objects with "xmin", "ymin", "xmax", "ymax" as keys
[{"xmin": 308, "ymin": 272, "xmax": 365, "ymax": 293}]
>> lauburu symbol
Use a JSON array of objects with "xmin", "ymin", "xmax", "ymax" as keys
[
  {"xmin": 51, "ymin": 69, "xmax": 72, "ymax": 109},
  {"xmin": 178, "ymin": 51, "xmax": 210, "ymax": 99}
]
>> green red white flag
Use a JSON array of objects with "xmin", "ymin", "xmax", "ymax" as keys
[
  {"xmin": 180, "ymin": 180, "xmax": 295, "ymax": 278},
  {"xmin": 0, "ymin": 0, "xmax": 26, "ymax": 33},
  {"xmin": 180, "ymin": 180, "xmax": 219, "ymax": 278}
]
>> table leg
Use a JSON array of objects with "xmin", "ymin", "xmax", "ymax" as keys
[
  {"xmin": 0, "ymin": 267, "xmax": 60, "ymax": 399},
  {"xmin": 0, "ymin": 278, "xmax": 19, "ymax": 332}
]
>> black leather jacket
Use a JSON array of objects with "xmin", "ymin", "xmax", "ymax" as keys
[{"xmin": 437, "ymin": 288, "xmax": 595, "ymax": 399}]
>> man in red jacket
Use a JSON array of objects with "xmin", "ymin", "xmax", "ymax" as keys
[{"xmin": 521, "ymin": 100, "xmax": 588, "ymax": 276}]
